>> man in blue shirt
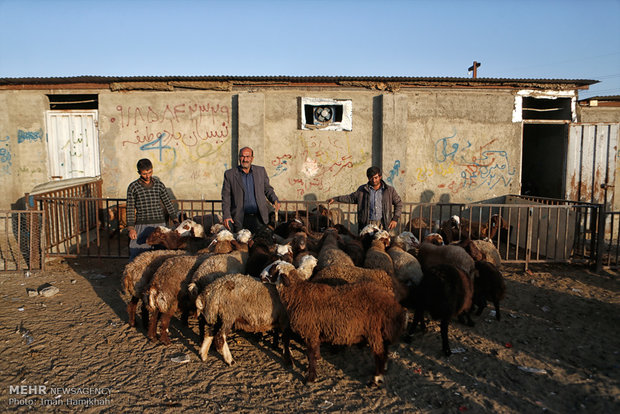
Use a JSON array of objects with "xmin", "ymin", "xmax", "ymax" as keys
[{"xmin": 221, "ymin": 147, "xmax": 281, "ymax": 234}]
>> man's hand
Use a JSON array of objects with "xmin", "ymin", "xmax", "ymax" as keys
[
  {"xmin": 388, "ymin": 220, "xmax": 397, "ymax": 230},
  {"xmin": 327, "ymin": 198, "xmax": 334, "ymax": 206},
  {"xmin": 274, "ymin": 201, "xmax": 281, "ymax": 212},
  {"xmin": 128, "ymin": 228, "xmax": 137, "ymax": 240},
  {"xmin": 223, "ymin": 218, "xmax": 234, "ymax": 230}
]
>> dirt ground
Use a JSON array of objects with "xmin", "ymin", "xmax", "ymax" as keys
[{"xmin": 0, "ymin": 257, "xmax": 618, "ymax": 413}]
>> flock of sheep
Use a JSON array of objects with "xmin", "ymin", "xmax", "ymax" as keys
[{"xmin": 121, "ymin": 210, "xmax": 506, "ymax": 386}]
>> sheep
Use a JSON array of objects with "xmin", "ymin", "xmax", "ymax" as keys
[
  {"xmin": 144, "ymin": 253, "xmax": 211, "ymax": 344},
  {"xmin": 195, "ymin": 229, "xmax": 241, "ymax": 255},
  {"xmin": 388, "ymin": 232, "xmax": 424, "ymax": 288},
  {"xmin": 407, "ymin": 264, "xmax": 474, "ymax": 356},
  {"xmin": 261, "ymin": 256, "xmax": 407, "ymax": 386},
  {"xmin": 472, "ymin": 239, "xmax": 501, "ymax": 268},
  {"xmin": 174, "ymin": 219, "xmax": 206, "ymax": 238},
  {"xmin": 187, "ymin": 230, "xmax": 252, "ymax": 299},
  {"xmin": 363, "ymin": 229, "xmax": 395, "ymax": 277},
  {"xmin": 311, "ymin": 265, "xmax": 408, "ymax": 303},
  {"xmin": 121, "ymin": 249, "xmax": 187, "ymax": 328},
  {"xmin": 473, "ymin": 260, "xmax": 506, "ymax": 321},
  {"xmin": 146, "ymin": 225, "xmax": 212, "ymax": 253},
  {"xmin": 195, "ymin": 272, "xmax": 294, "ymax": 366},
  {"xmin": 245, "ymin": 236, "xmax": 277, "ymax": 278},
  {"xmin": 333, "ymin": 223, "xmax": 365, "ymax": 266},
  {"xmin": 315, "ymin": 227, "xmax": 354, "ymax": 271},
  {"xmin": 418, "ymin": 240, "xmax": 476, "ymax": 281}
]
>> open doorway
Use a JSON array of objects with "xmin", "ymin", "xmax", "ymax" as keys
[{"xmin": 521, "ymin": 123, "xmax": 568, "ymax": 198}]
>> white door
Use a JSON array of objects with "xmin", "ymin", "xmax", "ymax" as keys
[{"xmin": 45, "ymin": 111, "xmax": 100, "ymax": 179}]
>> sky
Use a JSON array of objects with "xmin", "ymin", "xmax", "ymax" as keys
[{"xmin": 0, "ymin": 0, "xmax": 618, "ymax": 99}]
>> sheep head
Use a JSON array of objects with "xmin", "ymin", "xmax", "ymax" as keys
[
  {"xmin": 275, "ymin": 243, "xmax": 294, "ymax": 262},
  {"xmin": 146, "ymin": 226, "xmax": 173, "ymax": 245},
  {"xmin": 374, "ymin": 230, "xmax": 391, "ymax": 249},
  {"xmin": 423, "ymin": 233, "xmax": 444, "ymax": 245},
  {"xmin": 260, "ymin": 260, "xmax": 295, "ymax": 285},
  {"xmin": 175, "ymin": 219, "xmax": 205, "ymax": 238},
  {"xmin": 236, "ymin": 229, "xmax": 252, "ymax": 244},
  {"xmin": 210, "ymin": 223, "xmax": 226, "ymax": 236},
  {"xmin": 359, "ymin": 224, "xmax": 381, "ymax": 238}
]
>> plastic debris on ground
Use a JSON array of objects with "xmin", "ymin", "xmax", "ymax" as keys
[
  {"xmin": 171, "ymin": 354, "xmax": 191, "ymax": 363},
  {"xmin": 518, "ymin": 366, "xmax": 547, "ymax": 374}
]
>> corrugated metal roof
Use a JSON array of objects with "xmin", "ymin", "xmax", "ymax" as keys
[
  {"xmin": 579, "ymin": 95, "xmax": 620, "ymax": 102},
  {"xmin": 0, "ymin": 75, "xmax": 599, "ymax": 87}
]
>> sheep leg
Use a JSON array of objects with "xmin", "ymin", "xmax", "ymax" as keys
[
  {"xmin": 199, "ymin": 334, "xmax": 214, "ymax": 361},
  {"xmin": 458, "ymin": 311, "xmax": 475, "ymax": 327},
  {"xmin": 216, "ymin": 331, "xmax": 235, "ymax": 366},
  {"xmin": 440, "ymin": 318, "xmax": 452, "ymax": 356},
  {"xmin": 198, "ymin": 314, "xmax": 206, "ymax": 342},
  {"xmin": 370, "ymin": 340, "xmax": 388, "ymax": 387},
  {"xmin": 493, "ymin": 301, "xmax": 501, "ymax": 321},
  {"xmin": 158, "ymin": 313, "xmax": 173, "ymax": 345},
  {"xmin": 147, "ymin": 308, "xmax": 159, "ymax": 342},
  {"xmin": 127, "ymin": 297, "xmax": 139, "ymax": 327},
  {"xmin": 304, "ymin": 339, "xmax": 320, "ymax": 383},
  {"xmin": 281, "ymin": 328, "xmax": 292, "ymax": 366},
  {"xmin": 140, "ymin": 302, "xmax": 150, "ymax": 329}
]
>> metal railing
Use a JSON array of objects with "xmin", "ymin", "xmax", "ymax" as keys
[
  {"xmin": 23, "ymin": 193, "xmax": 610, "ymax": 271},
  {"xmin": 0, "ymin": 210, "xmax": 45, "ymax": 272}
]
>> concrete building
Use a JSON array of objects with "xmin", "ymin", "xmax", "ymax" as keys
[{"xmin": 1, "ymin": 75, "xmax": 618, "ymax": 211}]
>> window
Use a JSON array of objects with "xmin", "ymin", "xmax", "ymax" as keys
[
  {"xmin": 300, "ymin": 97, "xmax": 352, "ymax": 131},
  {"xmin": 47, "ymin": 94, "xmax": 98, "ymax": 110}
]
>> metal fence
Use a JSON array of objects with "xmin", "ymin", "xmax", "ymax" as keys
[
  {"xmin": 18, "ymin": 194, "xmax": 609, "ymax": 272},
  {"xmin": 0, "ymin": 210, "xmax": 44, "ymax": 272}
]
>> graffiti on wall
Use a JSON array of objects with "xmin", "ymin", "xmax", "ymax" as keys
[
  {"xmin": 416, "ymin": 130, "xmax": 516, "ymax": 195},
  {"xmin": 0, "ymin": 136, "xmax": 12, "ymax": 176},
  {"xmin": 271, "ymin": 134, "xmax": 368, "ymax": 197},
  {"xmin": 17, "ymin": 129, "xmax": 43, "ymax": 143},
  {"xmin": 116, "ymin": 102, "xmax": 230, "ymax": 162},
  {"xmin": 386, "ymin": 160, "xmax": 404, "ymax": 186}
]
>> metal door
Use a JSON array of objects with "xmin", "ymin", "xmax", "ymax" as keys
[
  {"xmin": 565, "ymin": 123, "xmax": 619, "ymax": 208},
  {"xmin": 45, "ymin": 111, "xmax": 100, "ymax": 179}
]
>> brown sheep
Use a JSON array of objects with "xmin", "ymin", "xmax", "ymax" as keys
[
  {"xmin": 261, "ymin": 258, "xmax": 407, "ymax": 386},
  {"xmin": 122, "ymin": 249, "xmax": 186, "ymax": 328}
]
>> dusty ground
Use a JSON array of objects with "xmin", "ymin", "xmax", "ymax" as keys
[{"xmin": 0, "ymin": 257, "xmax": 618, "ymax": 413}]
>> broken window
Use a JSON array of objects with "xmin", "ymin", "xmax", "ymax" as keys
[
  {"xmin": 47, "ymin": 94, "xmax": 98, "ymax": 110},
  {"xmin": 522, "ymin": 97, "xmax": 572, "ymax": 121},
  {"xmin": 300, "ymin": 97, "xmax": 353, "ymax": 131}
]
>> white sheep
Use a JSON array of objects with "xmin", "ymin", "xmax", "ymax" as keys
[{"xmin": 388, "ymin": 232, "xmax": 423, "ymax": 287}]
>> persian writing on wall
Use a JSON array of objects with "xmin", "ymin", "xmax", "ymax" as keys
[
  {"xmin": 270, "ymin": 134, "xmax": 369, "ymax": 197},
  {"xmin": 415, "ymin": 130, "xmax": 516, "ymax": 195},
  {"xmin": 115, "ymin": 102, "xmax": 230, "ymax": 163}
]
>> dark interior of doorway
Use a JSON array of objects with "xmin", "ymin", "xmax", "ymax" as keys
[{"xmin": 521, "ymin": 123, "xmax": 568, "ymax": 199}]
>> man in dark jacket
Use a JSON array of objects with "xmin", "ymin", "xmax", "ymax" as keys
[
  {"xmin": 221, "ymin": 146, "xmax": 281, "ymax": 233},
  {"xmin": 328, "ymin": 166, "xmax": 402, "ymax": 233}
]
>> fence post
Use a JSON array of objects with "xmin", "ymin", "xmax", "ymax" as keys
[
  {"xmin": 595, "ymin": 203, "xmax": 605, "ymax": 273},
  {"xmin": 524, "ymin": 207, "xmax": 533, "ymax": 272}
]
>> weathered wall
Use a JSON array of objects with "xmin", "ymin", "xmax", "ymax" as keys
[
  {"xmin": 0, "ymin": 85, "xmax": 592, "ymax": 211},
  {"xmin": 98, "ymin": 91, "xmax": 232, "ymax": 199},
  {"xmin": 0, "ymin": 91, "xmax": 49, "ymax": 208},
  {"xmin": 579, "ymin": 106, "xmax": 620, "ymax": 123},
  {"xmin": 262, "ymin": 91, "xmax": 373, "ymax": 202},
  {"xmin": 404, "ymin": 90, "xmax": 522, "ymax": 203}
]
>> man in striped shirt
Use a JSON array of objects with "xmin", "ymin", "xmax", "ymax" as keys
[{"xmin": 126, "ymin": 158, "xmax": 178, "ymax": 260}]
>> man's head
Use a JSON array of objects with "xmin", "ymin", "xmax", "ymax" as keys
[
  {"xmin": 137, "ymin": 158, "xmax": 153, "ymax": 184},
  {"xmin": 366, "ymin": 166, "xmax": 382, "ymax": 189},
  {"xmin": 239, "ymin": 147, "xmax": 254, "ymax": 172}
]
